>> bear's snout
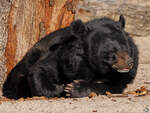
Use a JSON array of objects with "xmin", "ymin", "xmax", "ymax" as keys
[{"xmin": 112, "ymin": 51, "xmax": 133, "ymax": 73}]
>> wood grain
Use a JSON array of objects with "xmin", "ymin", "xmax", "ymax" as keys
[{"xmin": 5, "ymin": 0, "xmax": 78, "ymax": 74}]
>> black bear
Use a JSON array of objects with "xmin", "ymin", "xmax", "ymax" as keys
[{"xmin": 2, "ymin": 15, "xmax": 139, "ymax": 99}]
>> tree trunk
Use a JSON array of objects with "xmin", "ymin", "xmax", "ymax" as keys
[{"xmin": 5, "ymin": 0, "xmax": 78, "ymax": 74}]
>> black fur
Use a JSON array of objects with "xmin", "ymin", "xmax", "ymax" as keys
[{"xmin": 3, "ymin": 15, "xmax": 139, "ymax": 99}]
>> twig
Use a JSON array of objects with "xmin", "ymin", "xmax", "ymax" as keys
[{"xmin": 106, "ymin": 86, "xmax": 150, "ymax": 98}]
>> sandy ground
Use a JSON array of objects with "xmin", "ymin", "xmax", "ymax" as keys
[{"xmin": 0, "ymin": 93, "xmax": 150, "ymax": 113}]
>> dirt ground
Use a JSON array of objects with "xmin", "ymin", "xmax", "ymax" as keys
[{"xmin": 0, "ymin": 37, "xmax": 150, "ymax": 113}]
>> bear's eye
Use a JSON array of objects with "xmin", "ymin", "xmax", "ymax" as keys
[
  {"xmin": 112, "ymin": 54, "xmax": 116, "ymax": 61},
  {"xmin": 110, "ymin": 54, "xmax": 117, "ymax": 62}
]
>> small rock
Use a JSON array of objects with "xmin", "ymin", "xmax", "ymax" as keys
[{"xmin": 92, "ymin": 110, "xmax": 97, "ymax": 112}]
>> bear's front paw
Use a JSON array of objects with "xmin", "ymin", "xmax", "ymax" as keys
[
  {"xmin": 64, "ymin": 80, "xmax": 91, "ymax": 98},
  {"xmin": 64, "ymin": 80, "xmax": 81, "ymax": 97}
]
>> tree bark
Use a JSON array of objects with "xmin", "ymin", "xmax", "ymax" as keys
[
  {"xmin": 5, "ymin": 0, "xmax": 78, "ymax": 74},
  {"xmin": 0, "ymin": 0, "xmax": 11, "ymax": 88}
]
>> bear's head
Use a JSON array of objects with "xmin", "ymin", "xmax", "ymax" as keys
[{"xmin": 71, "ymin": 15, "xmax": 133, "ymax": 74}]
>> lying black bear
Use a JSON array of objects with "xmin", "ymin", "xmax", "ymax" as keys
[{"xmin": 3, "ymin": 15, "xmax": 139, "ymax": 99}]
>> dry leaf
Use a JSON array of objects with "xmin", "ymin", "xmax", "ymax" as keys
[
  {"xmin": 106, "ymin": 91, "xmax": 112, "ymax": 97},
  {"xmin": 88, "ymin": 92, "xmax": 97, "ymax": 98},
  {"xmin": 125, "ymin": 86, "xmax": 148, "ymax": 96},
  {"xmin": 144, "ymin": 80, "xmax": 150, "ymax": 84},
  {"xmin": 18, "ymin": 98, "xmax": 25, "ymax": 102}
]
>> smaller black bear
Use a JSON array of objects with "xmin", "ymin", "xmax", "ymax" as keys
[{"xmin": 2, "ymin": 15, "xmax": 139, "ymax": 99}]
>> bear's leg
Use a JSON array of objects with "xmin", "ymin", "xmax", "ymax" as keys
[
  {"xmin": 64, "ymin": 80, "xmax": 126, "ymax": 98},
  {"xmin": 2, "ymin": 73, "xmax": 30, "ymax": 99},
  {"xmin": 27, "ymin": 65, "xmax": 64, "ymax": 97}
]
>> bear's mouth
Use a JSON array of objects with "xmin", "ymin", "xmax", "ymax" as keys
[
  {"xmin": 112, "ymin": 64, "xmax": 132, "ymax": 73},
  {"xmin": 116, "ymin": 68, "xmax": 130, "ymax": 73}
]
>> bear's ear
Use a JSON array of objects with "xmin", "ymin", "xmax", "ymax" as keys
[
  {"xmin": 119, "ymin": 15, "xmax": 125, "ymax": 29},
  {"xmin": 70, "ymin": 19, "xmax": 87, "ymax": 38}
]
